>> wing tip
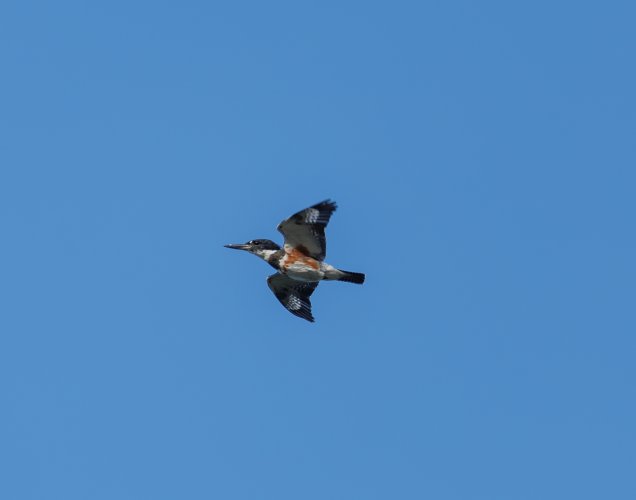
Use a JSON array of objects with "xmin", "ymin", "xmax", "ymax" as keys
[
  {"xmin": 315, "ymin": 199, "xmax": 337, "ymax": 212},
  {"xmin": 290, "ymin": 308, "xmax": 315, "ymax": 322}
]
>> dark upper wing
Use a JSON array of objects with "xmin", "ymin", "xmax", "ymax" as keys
[
  {"xmin": 277, "ymin": 200, "xmax": 337, "ymax": 261},
  {"xmin": 267, "ymin": 273, "xmax": 319, "ymax": 322}
]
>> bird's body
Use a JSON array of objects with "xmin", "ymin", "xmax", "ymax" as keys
[
  {"xmin": 254, "ymin": 246, "xmax": 342, "ymax": 282},
  {"xmin": 224, "ymin": 200, "xmax": 365, "ymax": 322}
]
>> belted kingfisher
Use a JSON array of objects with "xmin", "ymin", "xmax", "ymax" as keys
[{"xmin": 224, "ymin": 200, "xmax": 365, "ymax": 322}]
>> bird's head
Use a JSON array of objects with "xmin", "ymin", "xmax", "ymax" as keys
[{"xmin": 224, "ymin": 239, "xmax": 281, "ymax": 260}]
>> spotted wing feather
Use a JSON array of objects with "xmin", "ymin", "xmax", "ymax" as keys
[
  {"xmin": 267, "ymin": 273, "xmax": 319, "ymax": 322},
  {"xmin": 277, "ymin": 200, "xmax": 337, "ymax": 261}
]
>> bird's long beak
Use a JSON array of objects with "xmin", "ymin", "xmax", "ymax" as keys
[{"xmin": 224, "ymin": 243, "xmax": 250, "ymax": 251}]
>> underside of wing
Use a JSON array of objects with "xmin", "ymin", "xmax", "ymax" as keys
[
  {"xmin": 277, "ymin": 200, "xmax": 337, "ymax": 261},
  {"xmin": 267, "ymin": 273, "xmax": 319, "ymax": 322}
]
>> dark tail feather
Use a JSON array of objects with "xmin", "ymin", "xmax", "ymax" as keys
[{"xmin": 338, "ymin": 270, "xmax": 365, "ymax": 284}]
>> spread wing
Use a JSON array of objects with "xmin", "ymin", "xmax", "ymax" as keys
[
  {"xmin": 267, "ymin": 273, "xmax": 319, "ymax": 322},
  {"xmin": 277, "ymin": 200, "xmax": 337, "ymax": 261}
]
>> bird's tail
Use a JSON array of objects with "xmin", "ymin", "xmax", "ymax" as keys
[{"xmin": 337, "ymin": 270, "xmax": 365, "ymax": 284}]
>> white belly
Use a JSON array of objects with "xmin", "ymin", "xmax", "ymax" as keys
[{"xmin": 284, "ymin": 262, "xmax": 324, "ymax": 282}]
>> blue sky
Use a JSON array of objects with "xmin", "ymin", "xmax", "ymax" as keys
[{"xmin": 1, "ymin": 1, "xmax": 635, "ymax": 498}]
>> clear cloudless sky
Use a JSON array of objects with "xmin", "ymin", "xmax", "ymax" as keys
[{"xmin": 1, "ymin": 1, "xmax": 635, "ymax": 499}]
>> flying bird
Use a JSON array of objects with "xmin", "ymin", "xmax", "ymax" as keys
[{"xmin": 224, "ymin": 200, "xmax": 365, "ymax": 322}]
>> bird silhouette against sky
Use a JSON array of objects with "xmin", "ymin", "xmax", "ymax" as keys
[{"xmin": 225, "ymin": 200, "xmax": 365, "ymax": 322}]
